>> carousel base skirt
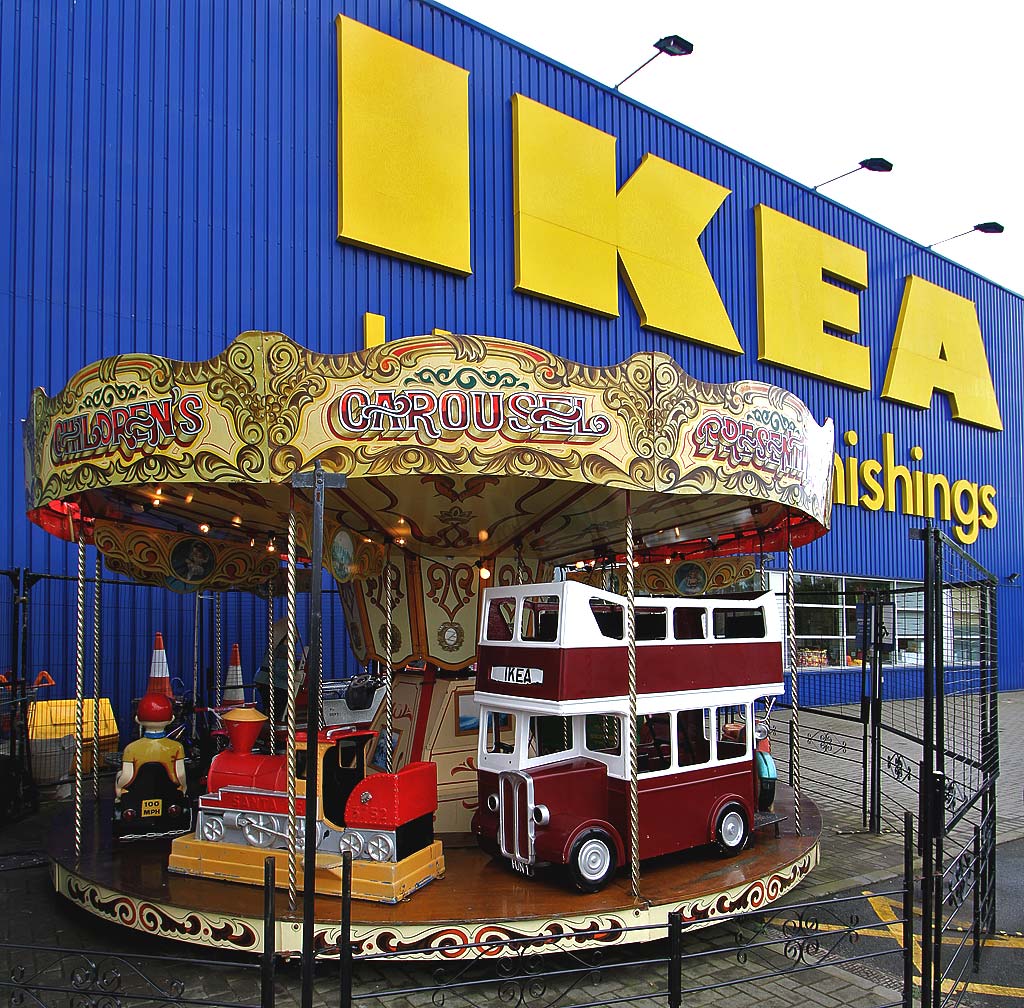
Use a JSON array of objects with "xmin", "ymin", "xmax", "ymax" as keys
[{"xmin": 49, "ymin": 789, "xmax": 821, "ymax": 960}]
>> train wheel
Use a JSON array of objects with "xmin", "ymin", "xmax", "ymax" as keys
[
  {"xmin": 364, "ymin": 833, "xmax": 395, "ymax": 862},
  {"xmin": 200, "ymin": 816, "xmax": 224, "ymax": 842},
  {"xmin": 714, "ymin": 804, "xmax": 749, "ymax": 856},
  {"xmin": 241, "ymin": 813, "xmax": 280, "ymax": 848},
  {"xmin": 567, "ymin": 829, "xmax": 616, "ymax": 893},
  {"xmin": 339, "ymin": 832, "xmax": 364, "ymax": 857}
]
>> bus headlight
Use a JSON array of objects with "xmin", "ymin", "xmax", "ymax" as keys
[
  {"xmin": 486, "ymin": 793, "xmax": 499, "ymax": 813},
  {"xmin": 532, "ymin": 804, "xmax": 550, "ymax": 826}
]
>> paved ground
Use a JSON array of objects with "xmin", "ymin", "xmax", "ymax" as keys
[{"xmin": 2, "ymin": 691, "xmax": 1022, "ymax": 1008}]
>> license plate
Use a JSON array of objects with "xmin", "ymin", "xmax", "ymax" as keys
[{"xmin": 141, "ymin": 799, "xmax": 162, "ymax": 817}]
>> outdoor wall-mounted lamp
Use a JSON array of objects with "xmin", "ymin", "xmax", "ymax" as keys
[
  {"xmin": 928, "ymin": 222, "xmax": 1005, "ymax": 249},
  {"xmin": 813, "ymin": 157, "xmax": 893, "ymax": 191},
  {"xmin": 614, "ymin": 35, "xmax": 693, "ymax": 90}
]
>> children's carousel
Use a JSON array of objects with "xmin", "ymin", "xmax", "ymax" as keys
[{"xmin": 24, "ymin": 331, "xmax": 834, "ymax": 959}]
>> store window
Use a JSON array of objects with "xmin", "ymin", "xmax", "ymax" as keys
[{"xmin": 792, "ymin": 574, "xmax": 930, "ymax": 668}]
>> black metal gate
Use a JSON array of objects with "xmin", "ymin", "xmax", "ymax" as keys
[
  {"xmin": 912, "ymin": 527, "xmax": 998, "ymax": 1008},
  {"xmin": 771, "ymin": 526, "xmax": 999, "ymax": 1008}
]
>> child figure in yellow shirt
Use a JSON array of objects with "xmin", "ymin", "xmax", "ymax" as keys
[{"xmin": 116, "ymin": 693, "xmax": 186, "ymax": 798}]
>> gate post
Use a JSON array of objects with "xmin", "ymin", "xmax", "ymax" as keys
[
  {"xmin": 902, "ymin": 811, "xmax": 914, "ymax": 1008},
  {"xmin": 262, "ymin": 857, "xmax": 277, "ymax": 1008},
  {"xmin": 859, "ymin": 591, "xmax": 871, "ymax": 831},
  {"xmin": 972, "ymin": 826, "xmax": 981, "ymax": 974},
  {"xmin": 869, "ymin": 591, "xmax": 883, "ymax": 834},
  {"xmin": 668, "ymin": 911, "xmax": 682, "ymax": 1008},
  {"xmin": 339, "ymin": 850, "xmax": 353, "ymax": 1008},
  {"xmin": 919, "ymin": 763, "xmax": 933, "ymax": 1008},
  {"xmin": 930, "ymin": 771, "xmax": 946, "ymax": 1008}
]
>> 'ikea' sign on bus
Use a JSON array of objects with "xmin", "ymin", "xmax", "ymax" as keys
[{"xmin": 333, "ymin": 15, "xmax": 1002, "ymax": 434}]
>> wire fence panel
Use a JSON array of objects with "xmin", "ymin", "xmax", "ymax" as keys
[{"xmin": 0, "ymin": 941, "xmax": 268, "ymax": 1008}]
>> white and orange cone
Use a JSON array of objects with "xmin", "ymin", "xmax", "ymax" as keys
[
  {"xmin": 146, "ymin": 632, "xmax": 173, "ymax": 697},
  {"xmin": 223, "ymin": 643, "xmax": 246, "ymax": 705}
]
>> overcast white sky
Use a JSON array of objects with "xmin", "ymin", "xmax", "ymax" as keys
[{"xmin": 442, "ymin": 1, "xmax": 1021, "ymax": 296}]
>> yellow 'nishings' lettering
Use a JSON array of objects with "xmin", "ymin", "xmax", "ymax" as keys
[{"xmin": 833, "ymin": 430, "xmax": 998, "ymax": 544}]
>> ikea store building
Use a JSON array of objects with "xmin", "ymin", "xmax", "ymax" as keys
[{"xmin": 2, "ymin": 0, "xmax": 1022, "ymax": 719}]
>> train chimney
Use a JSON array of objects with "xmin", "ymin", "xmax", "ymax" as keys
[{"xmin": 222, "ymin": 707, "xmax": 267, "ymax": 755}]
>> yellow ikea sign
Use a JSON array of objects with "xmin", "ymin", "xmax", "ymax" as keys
[{"xmin": 334, "ymin": 15, "xmax": 1002, "ymax": 432}]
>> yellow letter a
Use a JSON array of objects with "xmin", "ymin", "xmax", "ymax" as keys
[{"xmin": 882, "ymin": 276, "xmax": 1002, "ymax": 431}]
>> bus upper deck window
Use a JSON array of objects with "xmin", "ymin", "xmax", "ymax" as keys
[
  {"xmin": 486, "ymin": 597, "xmax": 516, "ymax": 641},
  {"xmin": 521, "ymin": 596, "xmax": 559, "ymax": 642},
  {"xmin": 674, "ymin": 607, "xmax": 706, "ymax": 640},
  {"xmin": 589, "ymin": 598, "xmax": 624, "ymax": 639},
  {"xmin": 636, "ymin": 607, "xmax": 667, "ymax": 641},
  {"xmin": 713, "ymin": 607, "xmax": 766, "ymax": 639}
]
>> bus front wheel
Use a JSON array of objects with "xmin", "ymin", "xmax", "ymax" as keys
[
  {"xmin": 567, "ymin": 829, "xmax": 617, "ymax": 892},
  {"xmin": 714, "ymin": 804, "xmax": 749, "ymax": 856}
]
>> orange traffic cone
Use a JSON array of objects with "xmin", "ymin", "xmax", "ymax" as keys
[
  {"xmin": 223, "ymin": 643, "xmax": 245, "ymax": 705},
  {"xmin": 146, "ymin": 632, "xmax": 173, "ymax": 697}
]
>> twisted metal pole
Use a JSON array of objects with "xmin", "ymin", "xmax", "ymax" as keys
[
  {"xmin": 74, "ymin": 534, "xmax": 86, "ymax": 858},
  {"xmin": 92, "ymin": 555, "xmax": 102, "ymax": 800},
  {"xmin": 191, "ymin": 591, "xmax": 201, "ymax": 710},
  {"xmin": 383, "ymin": 547, "xmax": 394, "ymax": 773},
  {"xmin": 787, "ymin": 516, "xmax": 801, "ymax": 836},
  {"xmin": 625, "ymin": 494, "xmax": 639, "ymax": 900},
  {"xmin": 285, "ymin": 508, "xmax": 299, "ymax": 911},
  {"xmin": 266, "ymin": 581, "xmax": 276, "ymax": 746},
  {"xmin": 214, "ymin": 593, "xmax": 223, "ymax": 706}
]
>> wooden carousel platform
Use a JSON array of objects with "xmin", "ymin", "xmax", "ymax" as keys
[{"xmin": 49, "ymin": 787, "xmax": 821, "ymax": 960}]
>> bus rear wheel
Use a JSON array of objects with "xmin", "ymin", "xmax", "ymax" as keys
[
  {"xmin": 714, "ymin": 804, "xmax": 749, "ymax": 856},
  {"xmin": 567, "ymin": 829, "xmax": 616, "ymax": 892}
]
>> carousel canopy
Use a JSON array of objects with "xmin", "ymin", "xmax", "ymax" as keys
[{"xmin": 25, "ymin": 331, "xmax": 833, "ymax": 668}]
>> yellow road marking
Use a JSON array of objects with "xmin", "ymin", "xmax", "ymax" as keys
[{"xmin": 862, "ymin": 893, "xmax": 1024, "ymax": 1000}]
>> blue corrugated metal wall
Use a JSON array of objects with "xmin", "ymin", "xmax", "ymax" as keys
[{"xmin": 1, "ymin": 0, "xmax": 1021, "ymax": 711}]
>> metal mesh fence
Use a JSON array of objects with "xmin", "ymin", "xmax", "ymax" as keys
[{"xmin": 933, "ymin": 538, "xmax": 998, "ymax": 837}]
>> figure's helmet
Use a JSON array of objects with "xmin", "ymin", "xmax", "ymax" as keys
[{"xmin": 137, "ymin": 692, "xmax": 174, "ymax": 725}]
